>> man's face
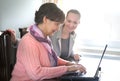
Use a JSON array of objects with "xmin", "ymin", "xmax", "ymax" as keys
[{"xmin": 64, "ymin": 12, "xmax": 80, "ymax": 33}]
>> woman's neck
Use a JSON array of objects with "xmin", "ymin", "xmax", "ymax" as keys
[{"xmin": 37, "ymin": 24, "xmax": 47, "ymax": 38}]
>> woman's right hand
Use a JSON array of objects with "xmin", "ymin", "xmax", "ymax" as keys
[{"xmin": 67, "ymin": 64, "xmax": 86, "ymax": 74}]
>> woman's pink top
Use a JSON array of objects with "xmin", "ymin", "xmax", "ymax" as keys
[{"xmin": 10, "ymin": 33, "xmax": 68, "ymax": 81}]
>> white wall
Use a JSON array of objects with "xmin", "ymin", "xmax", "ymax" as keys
[
  {"xmin": 0, "ymin": 0, "xmax": 42, "ymax": 37},
  {"xmin": 0, "ymin": 0, "xmax": 120, "ymax": 49}
]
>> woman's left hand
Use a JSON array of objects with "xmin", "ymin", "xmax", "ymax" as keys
[{"xmin": 77, "ymin": 64, "xmax": 87, "ymax": 74}]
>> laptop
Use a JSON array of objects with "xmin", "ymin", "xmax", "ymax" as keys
[{"xmin": 59, "ymin": 44, "xmax": 108, "ymax": 81}]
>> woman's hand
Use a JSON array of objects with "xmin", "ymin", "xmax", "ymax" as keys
[
  {"xmin": 67, "ymin": 64, "xmax": 86, "ymax": 74},
  {"xmin": 77, "ymin": 64, "xmax": 86, "ymax": 74}
]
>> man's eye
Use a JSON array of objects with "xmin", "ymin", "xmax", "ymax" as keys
[
  {"xmin": 74, "ymin": 22, "xmax": 77, "ymax": 24},
  {"xmin": 67, "ymin": 20, "xmax": 71, "ymax": 23}
]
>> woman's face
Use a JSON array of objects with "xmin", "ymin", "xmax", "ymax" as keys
[
  {"xmin": 64, "ymin": 12, "xmax": 80, "ymax": 33},
  {"xmin": 45, "ymin": 17, "xmax": 61, "ymax": 36}
]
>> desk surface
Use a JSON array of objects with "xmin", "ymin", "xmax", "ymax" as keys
[
  {"xmin": 44, "ymin": 55, "xmax": 120, "ymax": 81},
  {"xmin": 42, "ymin": 77, "xmax": 99, "ymax": 81}
]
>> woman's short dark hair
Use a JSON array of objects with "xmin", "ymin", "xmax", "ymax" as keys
[
  {"xmin": 66, "ymin": 9, "xmax": 81, "ymax": 19},
  {"xmin": 35, "ymin": 3, "xmax": 65, "ymax": 25}
]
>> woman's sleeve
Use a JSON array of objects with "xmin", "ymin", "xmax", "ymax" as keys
[
  {"xmin": 18, "ymin": 38, "xmax": 67, "ymax": 80},
  {"xmin": 57, "ymin": 57, "xmax": 69, "ymax": 65}
]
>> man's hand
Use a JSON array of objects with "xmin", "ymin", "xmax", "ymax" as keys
[{"xmin": 74, "ymin": 54, "xmax": 81, "ymax": 62}]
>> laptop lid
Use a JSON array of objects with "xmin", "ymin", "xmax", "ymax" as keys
[
  {"xmin": 94, "ymin": 44, "xmax": 108, "ymax": 77},
  {"xmin": 59, "ymin": 44, "xmax": 108, "ymax": 81},
  {"xmin": 61, "ymin": 44, "xmax": 108, "ymax": 78}
]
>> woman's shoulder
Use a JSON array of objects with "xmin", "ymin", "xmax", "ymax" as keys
[{"xmin": 20, "ymin": 33, "xmax": 41, "ymax": 45}]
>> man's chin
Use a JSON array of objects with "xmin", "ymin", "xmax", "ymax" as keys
[
  {"xmin": 49, "ymin": 34, "xmax": 53, "ymax": 36},
  {"xmin": 49, "ymin": 32, "xmax": 54, "ymax": 36}
]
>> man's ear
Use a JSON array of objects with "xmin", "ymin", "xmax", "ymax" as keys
[{"xmin": 78, "ymin": 20, "xmax": 80, "ymax": 24}]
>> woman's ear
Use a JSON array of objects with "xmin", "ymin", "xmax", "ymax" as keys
[{"xmin": 43, "ymin": 16, "xmax": 48, "ymax": 24}]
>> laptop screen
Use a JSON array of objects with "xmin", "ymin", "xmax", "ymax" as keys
[
  {"xmin": 61, "ymin": 44, "xmax": 108, "ymax": 78},
  {"xmin": 94, "ymin": 44, "xmax": 107, "ymax": 77}
]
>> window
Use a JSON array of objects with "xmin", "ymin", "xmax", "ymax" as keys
[{"xmin": 57, "ymin": 0, "xmax": 120, "ymax": 47}]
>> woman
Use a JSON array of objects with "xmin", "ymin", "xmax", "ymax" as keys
[
  {"xmin": 10, "ymin": 3, "xmax": 86, "ymax": 81},
  {"xmin": 7, "ymin": 10, "xmax": 81, "ymax": 62},
  {"xmin": 50, "ymin": 9, "xmax": 81, "ymax": 61}
]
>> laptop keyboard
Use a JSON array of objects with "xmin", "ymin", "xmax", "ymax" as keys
[{"xmin": 63, "ymin": 71, "xmax": 83, "ymax": 76}]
